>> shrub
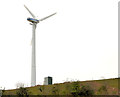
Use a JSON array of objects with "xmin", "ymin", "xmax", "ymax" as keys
[
  {"xmin": 71, "ymin": 82, "xmax": 80, "ymax": 96},
  {"xmin": 16, "ymin": 87, "xmax": 29, "ymax": 97},
  {"xmin": 78, "ymin": 85, "xmax": 94, "ymax": 96},
  {"xmin": 98, "ymin": 85, "xmax": 108, "ymax": 94},
  {"xmin": 2, "ymin": 87, "xmax": 5, "ymax": 94},
  {"xmin": 71, "ymin": 83, "xmax": 94, "ymax": 96}
]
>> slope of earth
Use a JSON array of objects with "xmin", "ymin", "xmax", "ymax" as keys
[{"xmin": 3, "ymin": 78, "xmax": 119, "ymax": 95}]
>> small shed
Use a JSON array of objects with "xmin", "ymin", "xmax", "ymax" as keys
[{"xmin": 44, "ymin": 76, "xmax": 53, "ymax": 85}]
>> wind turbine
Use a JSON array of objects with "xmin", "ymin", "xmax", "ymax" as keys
[{"xmin": 24, "ymin": 5, "xmax": 56, "ymax": 86}]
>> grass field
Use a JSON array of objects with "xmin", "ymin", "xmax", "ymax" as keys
[{"xmin": 3, "ymin": 78, "xmax": 119, "ymax": 95}]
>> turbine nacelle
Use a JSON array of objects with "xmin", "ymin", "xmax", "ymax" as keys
[
  {"xmin": 27, "ymin": 17, "xmax": 39, "ymax": 24},
  {"xmin": 24, "ymin": 5, "xmax": 56, "ymax": 24}
]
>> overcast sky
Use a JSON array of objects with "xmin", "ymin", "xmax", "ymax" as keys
[{"xmin": 0, "ymin": 0, "xmax": 118, "ymax": 89}]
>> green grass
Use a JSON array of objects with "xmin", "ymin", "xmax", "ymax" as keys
[{"xmin": 3, "ymin": 78, "xmax": 119, "ymax": 95}]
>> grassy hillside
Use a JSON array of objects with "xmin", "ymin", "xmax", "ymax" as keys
[{"xmin": 3, "ymin": 78, "xmax": 119, "ymax": 95}]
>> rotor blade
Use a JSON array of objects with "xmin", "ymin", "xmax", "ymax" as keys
[
  {"xmin": 39, "ymin": 12, "xmax": 56, "ymax": 21},
  {"xmin": 24, "ymin": 5, "xmax": 36, "ymax": 18}
]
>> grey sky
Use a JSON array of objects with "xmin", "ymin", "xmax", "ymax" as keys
[{"xmin": 0, "ymin": 0, "xmax": 118, "ymax": 89}]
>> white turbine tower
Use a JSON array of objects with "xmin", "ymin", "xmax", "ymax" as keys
[{"xmin": 24, "ymin": 5, "xmax": 56, "ymax": 86}]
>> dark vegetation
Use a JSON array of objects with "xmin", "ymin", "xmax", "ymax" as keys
[
  {"xmin": 71, "ymin": 81, "xmax": 94, "ymax": 96},
  {"xmin": 16, "ymin": 87, "xmax": 30, "ymax": 97}
]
